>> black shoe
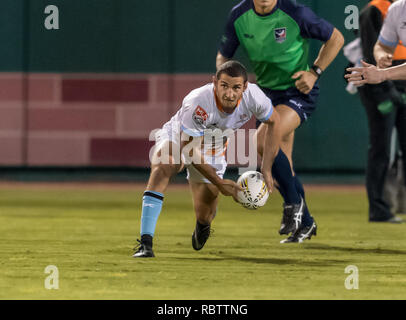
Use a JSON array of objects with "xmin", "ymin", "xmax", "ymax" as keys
[
  {"xmin": 192, "ymin": 223, "xmax": 212, "ymax": 251},
  {"xmin": 279, "ymin": 198, "xmax": 305, "ymax": 235},
  {"xmin": 133, "ymin": 239, "xmax": 155, "ymax": 258},
  {"xmin": 280, "ymin": 220, "xmax": 317, "ymax": 244}
]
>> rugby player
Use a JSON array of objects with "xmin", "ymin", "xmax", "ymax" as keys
[{"xmin": 134, "ymin": 61, "xmax": 280, "ymax": 258}]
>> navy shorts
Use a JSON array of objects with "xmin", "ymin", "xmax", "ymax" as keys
[{"xmin": 258, "ymin": 83, "xmax": 320, "ymax": 125}]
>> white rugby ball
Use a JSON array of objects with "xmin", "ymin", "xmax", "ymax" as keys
[{"xmin": 236, "ymin": 171, "xmax": 269, "ymax": 210}]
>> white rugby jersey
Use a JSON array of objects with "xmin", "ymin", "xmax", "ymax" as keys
[
  {"xmin": 161, "ymin": 82, "xmax": 273, "ymax": 158},
  {"xmin": 164, "ymin": 82, "xmax": 273, "ymax": 134},
  {"xmin": 379, "ymin": 0, "xmax": 406, "ymax": 48}
]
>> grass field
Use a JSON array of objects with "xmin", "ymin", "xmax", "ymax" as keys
[{"xmin": 0, "ymin": 182, "xmax": 405, "ymax": 300}]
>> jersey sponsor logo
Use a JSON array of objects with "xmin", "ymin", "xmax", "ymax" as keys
[
  {"xmin": 244, "ymin": 33, "xmax": 254, "ymax": 39},
  {"xmin": 274, "ymin": 27, "xmax": 287, "ymax": 43},
  {"xmin": 193, "ymin": 106, "xmax": 209, "ymax": 125}
]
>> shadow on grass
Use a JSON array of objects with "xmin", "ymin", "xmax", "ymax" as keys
[
  {"xmin": 172, "ymin": 255, "xmax": 348, "ymax": 267},
  {"xmin": 303, "ymin": 243, "xmax": 406, "ymax": 255},
  {"xmin": 0, "ymin": 200, "xmax": 134, "ymax": 210}
]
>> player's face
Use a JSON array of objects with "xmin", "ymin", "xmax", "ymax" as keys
[{"xmin": 214, "ymin": 74, "xmax": 247, "ymax": 113}]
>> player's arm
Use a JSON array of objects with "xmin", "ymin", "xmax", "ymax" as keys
[
  {"xmin": 346, "ymin": 60, "xmax": 406, "ymax": 85},
  {"xmin": 374, "ymin": 2, "xmax": 399, "ymax": 69},
  {"xmin": 346, "ymin": 3, "xmax": 402, "ymax": 85},
  {"xmin": 260, "ymin": 109, "xmax": 281, "ymax": 193},
  {"xmin": 180, "ymin": 134, "xmax": 242, "ymax": 199},
  {"xmin": 382, "ymin": 63, "xmax": 406, "ymax": 81}
]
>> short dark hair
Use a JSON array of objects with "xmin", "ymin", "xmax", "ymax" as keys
[{"xmin": 216, "ymin": 60, "xmax": 248, "ymax": 82}]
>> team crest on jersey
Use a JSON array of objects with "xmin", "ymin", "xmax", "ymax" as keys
[
  {"xmin": 274, "ymin": 27, "xmax": 287, "ymax": 43},
  {"xmin": 193, "ymin": 106, "xmax": 208, "ymax": 125}
]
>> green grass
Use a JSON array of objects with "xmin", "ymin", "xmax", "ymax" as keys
[{"xmin": 0, "ymin": 184, "xmax": 405, "ymax": 300}]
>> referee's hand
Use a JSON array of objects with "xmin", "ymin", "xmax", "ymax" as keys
[{"xmin": 292, "ymin": 71, "xmax": 317, "ymax": 95}]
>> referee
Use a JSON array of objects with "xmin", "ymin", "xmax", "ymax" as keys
[{"xmin": 217, "ymin": 0, "xmax": 344, "ymax": 242}]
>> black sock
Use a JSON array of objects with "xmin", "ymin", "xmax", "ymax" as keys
[
  {"xmin": 196, "ymin": 221, "xmax": 210, "ymax": 232},
  {"xmin": 293, "ymin": 175, "xmax": 313, "ymax": 226},
  {"xmin": 141, "ymin": 234, "xmax": 153, "ymax": 247},
  {"xmin": 272, "ymin": 149, "xmax": 301, "ymax": 204}
]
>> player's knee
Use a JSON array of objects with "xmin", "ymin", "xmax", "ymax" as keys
[{"xmin": 151, "ymin": 164, "xmax": 178, "ymax": 179}]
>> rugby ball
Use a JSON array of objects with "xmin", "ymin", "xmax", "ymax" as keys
[{"xmin": 236, "ymin": 171, "xmax": 269, "ymax": 210}]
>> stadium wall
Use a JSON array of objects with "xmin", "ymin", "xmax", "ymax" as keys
[{"xmin": 0, "ymin": 0, "xmax": 370, "ymax": 171}]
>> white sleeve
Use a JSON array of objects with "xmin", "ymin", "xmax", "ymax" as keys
[
  {"xmin": 379, "ymin": 4, "xmax": 400, "ymax": 48},
  {"xmin": 249, "ymin": 84, "xmax": 274, "ymax": 122},
  {"xmin": 178, "ymin": 101, "xmax": 208, "ymax": 137}
]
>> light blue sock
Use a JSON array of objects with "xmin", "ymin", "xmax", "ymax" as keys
[{"xmin": 140, "ymin": 191, "xmax": 164, "ymax": 237}]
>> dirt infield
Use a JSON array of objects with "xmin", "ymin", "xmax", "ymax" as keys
[{"xmin": 0, "ymin": 181, "xmax": 365, "ymax": 192}]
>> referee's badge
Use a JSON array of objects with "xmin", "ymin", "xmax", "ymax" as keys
[{"xmin": 274, "ymin": 27, "xmax": 287, "ymax": 43}]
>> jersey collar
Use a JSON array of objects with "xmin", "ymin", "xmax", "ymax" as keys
[{"xmin": 251, "ymin": 0, "xmax": 279, "ymax": 17}]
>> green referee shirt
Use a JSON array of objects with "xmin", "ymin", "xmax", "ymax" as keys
[{"xmin": 219, "ymin": 0, "xmax": 334, "ymax": 90}]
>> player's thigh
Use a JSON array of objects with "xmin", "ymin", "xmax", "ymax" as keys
[
  {"xmin": 275, "ymin": 104, "xmax": 300, "ymax": 159},
  {"xmin": 150, "ymin": 140, "xmax": 184, "ymax": 171},
  {"xmin": 189, "ymin": 182, "xmax": 219, "ymax": 222},
  {"xmin": 275, "ymin": 104, "xmax": 301, "ymax": 139},
  {"xmin": 147, "ymin": 141, "xmax": 184, "ymax": 190},
  {"xmin": 255, "ymin": 114, "xmax": 295, "ymax": 162},
  {"xmin": 256, "ymin": 104, "xmax": 300, "ymax": 149}
]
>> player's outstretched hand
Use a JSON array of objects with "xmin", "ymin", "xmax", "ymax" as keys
[
  {"xmin": 218, "ymin": 179, "xmax": 243, "ymax": 203},
  {"xmin": 292, "ymin": 70, "xmax": 317, "ymax": 95},
  {"xmin": 345, "ymin": 60, "xmax": 386, "ymax": 85}
]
